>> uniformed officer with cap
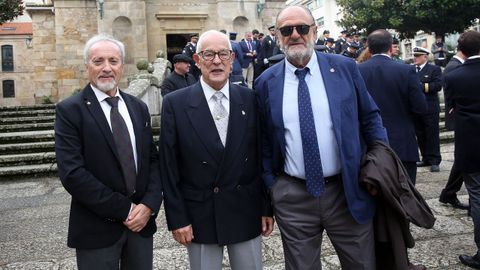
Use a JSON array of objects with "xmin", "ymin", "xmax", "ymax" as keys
[
  {"xmin": 325, "ymin": 37, "xmax": 335, "ymax": 54},
  {"xmin": 412, "ymin": 46, "xmax": 443, "ymax": 172},
  {"xmin": 335, "ymin": 30, "xmax": 348, "ymax": 54},
  {"xmin": 160, "ymin": 54, "xmax": 197, "ymax": 97},
  {"xmin": 316, "ymin": 29, "xmax": 330, "ymax": 45},
  {"xmin": 342, "ymin": 42, "xmax": 360, "ymax": 59},
  {"xmin": 182, "ymin": 33, "xmax": 200, "ymax": 80}
]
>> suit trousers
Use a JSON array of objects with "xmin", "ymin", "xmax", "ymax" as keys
[
  {"xmin": 186, "ymin": 236, "xmax": 262, "ymax": 270},
  {"xmin": 414, "ymin": 111, "xmax": 442, "ymax": 165},
  {"xmin": 464, "ymin": 173, "xmax": 480, "ymax": 252},
  {"xmin": 440, "ymin": 161, "xmax": 464, "ymax": 200},
  {"xmin": 242, "ymin": 62, "xmax": 254, "ymax": 88},
  {"xmin": 271, "ymin": 174, "xmax": 375, "ymax": 270},
  {"xmin": 76, "ymin": 229, "xmax": 153, "ymax": 270},
  {"xmin": 402, "ymin": 161, "xmax": 417, "ymax": 185}
]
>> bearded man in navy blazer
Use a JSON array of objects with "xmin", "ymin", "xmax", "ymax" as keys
[
  {"xmin": 255, "ymin": 6, "xmax": 387, "ymax": 270},
  {"xmin": 160, "ymin": 30, "xmax": 273, "ymax": 270},
  {"xmin": 55, "ymin": 34, "xmax": 162, "ymax": 270}
]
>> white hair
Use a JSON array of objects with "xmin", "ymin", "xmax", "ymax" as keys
[
  {"xmin": 83, "ymin": 34, "xmax": 125, "ymax": 64},
  {"xmin": 196, "ymin": 30, "xmax": 232, "ymax": 53}
]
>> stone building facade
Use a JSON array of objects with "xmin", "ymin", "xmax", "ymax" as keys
[{"xmin": 0, "ymin": 0, "xmax": 285, "ymax": 106}]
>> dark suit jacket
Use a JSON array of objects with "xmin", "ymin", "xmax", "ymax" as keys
[
  {"xmin": 160, "ymin": 71, "xmax": 196, "ymax": 97},
  {"xmin": 443, "ymin": 57, "xmax": 463, "ymax": 131},
  {"xmin": 445, "ymin": 58, "xmax": 480, "ymax": 173},
  {"xmin": 231, "ymin": 41, "xmax": 244, "ymax": 75},
  {"xmin": 54, "ymin": 85, "xmax": 162, "ymax": 249},
  {"xmin": 239, "ymin": 39, "xmax": 256, "ymax": 68},
  {"xmin": 359, "ymin": 55, "xmax": 427, "ymax": 162},
  {"xmin": 160, "ymin": 82, "xmax": 271, "ymax": 245},
  {"xmin": 255, "ymin": 51, "xmax": 388, "ymax": 224},
  {"xmin": 417, "ymin": 63, "xmax": 442, "ymax": 113},
  {"xmin": 360, "ymin": 141, "xmax": 435, "ymax": 270},
  {"xmin": 262, "ymin": 35, "xmax": 276, "ymax": 60}
]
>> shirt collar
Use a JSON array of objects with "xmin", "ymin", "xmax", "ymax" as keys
[
  {"xmin": 200, "ymin": 76, "xmax": 230, "ymax": 101},
  {"xmin": 417, "ymin": 61, "xmax": 427, "ymax": 70},
  {"xmin": 453, "ymin": 55, "xmax": 466, "ymax": 63},
  {"xmin": 372, "ymin": 53, "xmax": 391, "ymax": 58},
  {"xmin": 91, "ymin": 84, "xmax": 123, "ymax": 103},
  {"xmin": 468, "ymin": 55, "xmax": 480, "ymax": 60}
]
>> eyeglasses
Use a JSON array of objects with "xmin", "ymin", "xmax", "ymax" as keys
[
  {"xmin": 198, "ymin": 50, "xmax": 232, "ymax": 61},
  {"xmin": 278, "ymin": 24, "xmax": 315, "ymax": 37}
]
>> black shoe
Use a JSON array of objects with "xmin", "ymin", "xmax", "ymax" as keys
[
  {"xmin": 430, "ymin": 165, "xmax": 440, "ymax": 172},
  {"xmin": 460, "ymin": 254, "xmax": 480, "ymax": 269},
  {"xmin": 439, "ymin": 197, "xmax": 470, "ymax": 210},
  {"xmin": 416, "ymin": 161, "xmax": 429, "ymax": 167}
]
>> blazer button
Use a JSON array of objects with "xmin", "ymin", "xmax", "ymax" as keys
[
  {"xmin": 213, "ymin": 187, "xmax": 220, "ymax": 193},
  {"xmin": 236, "ymin": 185, "xmax": 241, "ymax": 190},
  {"xmin": 244, "ymin": 157, "xmax": 248, "ymax": 162}
]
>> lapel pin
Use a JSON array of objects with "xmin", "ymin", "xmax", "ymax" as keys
[
  {"xmin": 86, "ymin": 101, "xmax": 91, "ymax": 105},
  {"xmin": 242, "ymin": 110, "xmax": 246, "ymax": 115},
  {"xmin": 330, "ymin": 68, "xmax": 335, "ymax": 73}
]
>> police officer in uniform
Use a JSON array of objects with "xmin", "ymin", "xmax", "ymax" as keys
[
  {"xmin": 342, "ymin": 43, "xmax": 360, "ymax": 59},
  {"xmin": 324, "ymin": 37, "xmax": 335, "ymax": 54},
  {"xmin": 335, "ymin": 30, "xmax": 348, "ymax": 54},
  {"xmin": 182, "ymin": 33, "xmax": 200, "ymax": 80},
  {"xmin": 412, "ymin": 47, "xmax": 443, "ymax": 172}
]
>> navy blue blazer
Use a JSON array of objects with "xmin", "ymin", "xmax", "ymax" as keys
[
  {"xmin": 55, "ymin": 85, "xmax": 162, "ymax": 249},
  {"xmin": 445, "ymin": 58, "xmax": 480, "ymax": 173},
  {"xmin": 231, "ymin": 41, "xmax": 244, "ymax": 75},
  {"xmin": 255, "ymin": 51, "xmax": 388, "ymax": 224},
  {"xmin": 160, "ymin": 82, "xmax": 270, "ymax": 245},
  {"xmin": 239, "ymin": 39, "xmax": 256, "ymax": 68},
  {"xmin": 359, "ymin": 55, "xmax": 427, "ymax": 162},
  {"xmin": 417, "ymin": 63, "xmax": 442, "ymax": 113}
]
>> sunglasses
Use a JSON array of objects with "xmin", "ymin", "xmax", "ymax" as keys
[{"xmin": 278, "ymin": 24, "xmax": 315, "ymax": 37}]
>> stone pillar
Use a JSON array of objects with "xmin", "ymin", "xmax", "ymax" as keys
[{"xmin": 26, "ymin": 4, "xmax": 58, "ymax": 104}]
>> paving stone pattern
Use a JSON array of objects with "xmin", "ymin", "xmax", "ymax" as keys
[{"xmin": 0, "ymin": 143, "xmax": 475, "ymax": 269}]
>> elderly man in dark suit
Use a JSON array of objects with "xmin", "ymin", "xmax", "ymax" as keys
[
  {"xmin": 160, "ymin": 54, "xmax": 197, "ymax": 97},
  {"xmin": 55, "ymin": 34, "xmax": 162, "ymax": 270},
  {"xmin": 256, "ymin": 6, "xmax": 388, "ymax": 269},
  {"xmin": 444, "ymin": 30, "xmax": 480, "ymax": 269},
  {"xmin": 412, "ymin": 46, "xmax": 443, "ymax": 172},
  {"xmin": 439, "ymin": 49, "xmax": 469, "ymax": 210},
  {"xmin": 359, "ymin": 29, "xmax": 427, "ymax": 184},
  {"xmin": 160, "ymin": 30, "xmax": 273, "ymax": 270}
]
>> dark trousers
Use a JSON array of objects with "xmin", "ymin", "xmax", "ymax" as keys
[
  {"xmin": 402, "ymin": 161, "xmax": 417, "ymax": 185},
  {"xmin": 440, "ymin": 161, "xmax": 464, "ymax": 201},
  {"xmin": 464, "ymin": 173, "xmax": 480, "ymax": 252},
  {"xmin": 414, "ymin": 112, "xmax": 442, "ymax": 165},
  {"xmin": 76, "ymin": 229, "xmax": 153, "ymax": 270}
]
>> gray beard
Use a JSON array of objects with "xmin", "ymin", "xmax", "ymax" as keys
[
  {"xmin": 96, "ymin": 80, "xmax": 116, "ymax": 93},
  {"xmin": 281, "ymin": 41, "xmax": 314, "ymax": 65}
]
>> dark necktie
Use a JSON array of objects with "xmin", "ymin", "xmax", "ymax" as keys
[
  {"xmin": 295, "ymin": 68, "xmax": 325, "ymax": 197},
  {"xmin": 105, "ymin": 97, "xmax": 136, "ymax": 196},
  {"xmin": 416, "ymin": 65, "xmax": 421, "ymax": 73}
]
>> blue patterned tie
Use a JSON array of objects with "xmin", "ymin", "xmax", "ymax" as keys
[{"xmin": 295, "ymin": 68, "xmax": 325, "ymax": 197}]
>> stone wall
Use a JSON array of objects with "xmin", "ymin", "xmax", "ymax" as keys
[
  {"xmin": 54, "ymin": 0, "xmax": 98, "ymax": 101},
  {"xmin": 0, "ymin": 35, "xmax": 35, "ymax": 106}
]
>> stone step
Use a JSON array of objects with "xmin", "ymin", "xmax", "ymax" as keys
[
  {"xmin": 0, "ymin": 122, "xmax": 54, "ymax": 133},
  {"xmin": 0, "ymin": 115, "xmax": 55, "ymax": 125},
  {"xmin": 0, "ymin": 141, "xmax": 55, "ymax": 155},
  {"xmin": 0, "ymin": 130, "xmax": 54, "ymax": 144},
  {"xmin": 0, "ymin": 163, "xmax": 57, "ymax": 178},
  {"xmin": 0, "ymin": 109, "xmax": 56, "ymax": 117},
  {"xmin": 0, "ymin": 104, "xmax": 55, "ymax": 111},
  {"xmin": 0, "ymin": 152, "xmax": 56, "ymax": 166},
  {"xmin": 440, "ymin": 130, "xmax": 454, "ymax": 144}
]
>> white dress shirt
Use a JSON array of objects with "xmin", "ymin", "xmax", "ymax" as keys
[
  {"xmin": 282, "ymin": 55, "xmax": 341, "ymax": 179},
  {"xmin": 91, "ymin": 85, "xmax": 138, "ymax": 172},
  {"xmin": 200, "ymin": 76, "xmax": 230, "ymax": 116}
]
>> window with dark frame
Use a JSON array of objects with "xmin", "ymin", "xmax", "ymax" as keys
[
  {"xmin": 1, "ymin": 45, "xmax": 14, "ymax": 71},
  {"xmin": 2, "ymin": 80, "xmax": 15, "ymax": 98}
]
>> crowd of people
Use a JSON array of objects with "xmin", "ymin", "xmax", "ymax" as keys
[{"xmin": 53, "ymin": 4, "xmax": 480, "ymax": 270}]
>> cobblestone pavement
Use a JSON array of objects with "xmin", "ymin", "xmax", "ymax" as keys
[{"xmin": 0, "ymin": 143, "xmax": 475, "ymax": 269}]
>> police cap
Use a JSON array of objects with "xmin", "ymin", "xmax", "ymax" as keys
[{"xmin": 173, "ymin": 54, "xmax": 192, "ymax": 64}]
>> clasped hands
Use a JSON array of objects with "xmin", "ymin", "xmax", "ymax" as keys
[{"xmin": 123, "ymin": 203, "xmax": 152, "ymax": 232}]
